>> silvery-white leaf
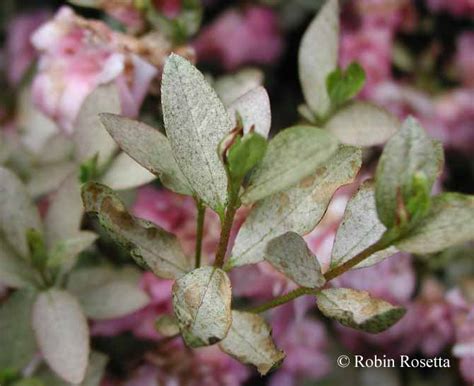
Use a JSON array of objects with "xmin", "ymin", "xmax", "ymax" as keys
[
  {"xmin": 73, "ymin": 83, "xmax": 121, "ymax": 167},
  {"xmin": 214, "ymin": 68, "xmax": 264, "ymax": 106},
  {"xmin": 172, "ymin": 266, "xmax": 232, "ymax": 347},
  {"xmin": 228, "ymin": 146, "xmax": 361, "ymax": 268},
  {"xmin": 36, "ymin": 134, "xmax": 74, "ymax": 165},
  {"xmin": 324, "ymin": 102, "xmax": 400, "ymax": 146},
  {"xmin": 375, "ymin": 117, "xmax": 444, "ymax": 228},
  {"xmin": 227, "ymin": 86, "xmax": 271, "ymax": 138},
  {"xmin": 45, "ymin": 172, "xmax": 83, "ymax": 249},
  {"xmin": 0, "ymin": 289, "xmax": 38, "ymax": 371},
  {"xmin": 74, "ymin": 280, "xmax": 149, "ymax": 320},
  {"xmin": 101, "ymin": 152, "xmax": 156, "ymax": 191},
  {"xmin": 155, "ymin": 315, "xmax": 180, "ymax": 337},
  {"xmin": 242, "ymin": 126, "xmax": 338, "ymax": 204},
  {"xmin": 219, "ymin": 311, "xmax": 285, "ymax": 375},
  {"xmin": 316, "ymin": 288, "xmax": 406, "ymax": 333},
  {"xmin": 162, "ymin": 54, "xmax": 231, "ymax": 213},
  {"xmin": 0, "ymin": 238, "xmax": 38, "ymax": 288},
  {"xmin": 27, "ymin": 162, "xmax": 76, "ymax": 197},
  {"xmin": 298, "ymin": 0, "xmax": 339, "ymax": 116},
  {"xmin": 331, "ymin": 181, "xmax": 398, "ymax": 269},
  {"xmin": 0, "ymin": 167, "xmax": 42, "ymax": 258},
  {"xmin": 99, "ymin": 114, "xmax": 191, "ymax": 194},
  {"xmin": 48, "ymin": 231, "xmax": 98, "ymax": 271},
  {"xmin": 265, "ymin": 232, "xmax": 325, "ymax": 288},
  {"xmin": 396, "ymin": 193, "xmax": 474, "ymax": 254},
  {"xmin": 32, "ymin": 289, "xmax": 89, "ymax": 384},
  {"xmin": 82, "ymin": 182, "xmax": 191, "ymax": 279}
]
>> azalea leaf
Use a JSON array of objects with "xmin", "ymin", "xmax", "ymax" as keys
[
  {"xmin": 228, "ymin": 146, "xmax": 361, "ymax": 268},
  {"xmin": 241, "ymin": 126, "xmax": 338, "ymax": 204},
  {"xmin": 214, "ymin": 68, "xmax": 264, "ymax": 106},
  {"xmin": 375, "ymin": 117, "xmax": 443, "ymax": 229},
  {"xmin": 99, "ymin": 114, "xmax": 191, "ymax": 195},
  {"xmin": 227, "ymin": 86, "xmax": 271, "ymax": 139},
  {"xmin": 316, "ymin": 288, "xmax": 406, "ymax": 333},
  {"xmin": 0, "ymin": 239, "xmax": 38, "ymax": 288},
  {"xmin": 396, "ymin": 193, "xmax": 474, "ymax": 254},
  {"xmin": 324, "ymin": 102, "xmax": 400, "ymax": 147},
  {"xmin": 298, "ymin": 0, "xmax": 339, "ymax": 117},
  {"xmin": 100, "ymin": 152, "xmax": 156, "ymax": 191},
  {"xmin": 82, "ymin": 182, "xmax": 191, "ymax": 279},
  {"xmin": 172, "ymin": 267, "xmax": 232, "ymax": 347},
  {"xmin": 47, "ymin": 231, "xmax": 98, "ymax": 271},
  {"xmin": 32, "ymin": 289, "xmax": 89, "ymax": 384},
  {"xmin": 326, "ymin": 62, "xmax": 365, "ymax": 108},
  {"xmin": 226, "ymin": 133, "xmax": 268, "ymax": 182},
  {"xmin": 0, "ymin": 289, "xmax": 38, "ymax": 371},
  {"xmin": 162, "ymin": 54, "xmax": 231, "ymax": 213},
  {"xmin": 331, "ymin": 181, "xmax": 398, "ymax": 269},
  {"xmin": 219, "ymin": 311, "xmax": 285, "ymax": 375},
  {"xmin": 155, "ymin": 315, "xmax": 180, "ymax": 337},
  {"xmin": 27, "ymin": 162, "xmax": 77, "ymax": 198},
  {"xmin": 73, "ymin": 83, "xmax": 121, "ymax": 167},
  {"xmin": 0, "ymin": 167, "xmax": 42, "ymax": 258},
  {"xmin": 265, "ymin": 232, "xmax": 325, "ymax": 288}
]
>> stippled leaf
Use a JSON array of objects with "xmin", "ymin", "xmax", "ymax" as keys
[
  {"xmin": 299, "ymin": 0, "xmax": 339, "ymax": 117},
  {"xmin": 324, "ymin": 102, "xmax": 400, "ymax": 147},
  {"xmin": 0, "ymin": 239, "xmax": 38, "ymax": 288},
  {"xmin": 155, "ymin": 315, "xmax": 180, "ymax": 337},
  {"xmin": 228, "ymin": 146, "xmax": 361, "ymax": 268},
  {"xmin": 265, "ymin": 232, "xmax": 325, "ymax": 288},
  {"xmin": 47, "ymin": 231, "xmax": 98, "ymax": 271},
  {"xmin": 214, "ymin": 68, "xmax": 264, "ymax": 106},
  {"xmin": 331, "ymin": 182, "xmax": 398, "ymax": 269},
  {"xmin": 82, "ymin": 182, "xmax": 191, "ymax": 279},
  {"xmin": 32, "ymin": 289, "xmax": 89, "ymax": 384},
  {"xmin": 172, "ymin": 267, "xmax": 232, "ymax": 347},
  {"xmin": 27, "ymin": 162, "xmax": 77, "ymax": 198},
  {"xmin": 219, "ymin": 311, "xmax": 285, "ymax": 375},
  {"xmin": 100, "ymin": 152, "xmax": 156, "ymax": 191},
  {"xmin": 396, "ymin": 193, "xmax": 474, "ymax": 254},
  {"xmin": 316, "ymin": 288, "xmax": 405, "ymax": 333},
  {"xmin": 326, "ymin": 62, "xmax": 365, "ymax": 108},
  {"xmin": 73, "ymin": 83, "xmax": 121, "ymax": 167},
  {"xmin": 375, "ymin": 117, "xmax": 443, "ymax": 229},
  {"xmin": 0, "ymin": 167, "xmax": 42, "ymax": 258},
  {"xmin": 0, "ymin": 289, "xmax": 38, "ymax": 371},
  {"xmin": 99, "ymin": 114, "xmax": 191, "ymax": 194},
  {"xmin": 162, "ymin": 54, "xmax": 231, "ymax": 213},
  {"xmin": 241, "ymin": 126, "xmax": 338, "ymax": 204},
  {"xmin": 227, "ymin": 86, "xmax": 271, "ymax": 139}
]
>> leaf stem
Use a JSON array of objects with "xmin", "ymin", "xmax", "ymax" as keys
[
  {"xmin": 194, "ymin": 199, "xmax": 205, "ymax": 268},
  {"xmin": 214, "ymin": 188, "xmax": 239, "ymax": 268},
  {"xmin": 248, "ymin": 238, "xmax": 389, "ymax": 313}
]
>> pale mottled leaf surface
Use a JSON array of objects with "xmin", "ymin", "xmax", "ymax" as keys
[
  {"xmin": 47, "ymin": 231, "xmax": 98, "ymax": 271},
  {"xmin": 298, "ymin": 0, "xmax": 339, "ymax": 116},
  {"xmin": 0, "ymin": 239, "xmax": 38, "ymax": 288},
  {"xmin": 214, "ymin": 68, "xmax": 264, "ymax": 106},
  {"xmin": 325, "ymin": 102, "xmax": 400, "ymax": 147},
  {"xmin": 0, "ymin": 167, "xmax": 42, "ymax": 258},
  {"xmin": 27, "ymin": 162, "xmax": 76, "ymax": 197},
  {"xmin": 331, "ymin": 182, "xmax": 398, "ymax": 269},
  {"xmin": 219, "ymin": 311, "xmax": 285, "ymax": 375},
  {"xmin": 73, "ymin": 83, "xmax": 121, "ymax": 167},
  {"xmin": 375, "ymin": 117, "xmax": 443, "ymax": 228},
  {"xmin": 228, "ymin": 146, "xmax": 361, "ymax": 268},
  {"xmin": 242, "ymin": 126, "xmax": 338, "ymax": 204},
  {"xmin": 155, "ymin": 315, "xmax": 180, "ymax": 337},
  {"xmin": 316, "ymin": 288, "xmax": 406, "ymax": 333},
  {"xmin": 172, "ymin": 267, "xmax": 232, "ymax": 347},
  {"xmin": 99, "ymin": 114, "xmax": 190, "ymax": 194},
  {"xmin": 100, "ymin": 152, "xmax": 156, "ymax": 191},
  {"xmin": 162, "ymin": 54, "xmax": 231, "ymax": 212},
  {"xmin": 396, "ymin": 193, "xmax": 474, "ymax": 254},
  {"xmin": 33, "ymin": 289, "xmax": 89, "ymax": 384},
  {"xmin": 265, "ymin": 232, "xmax": 325, "ymax": 288},
  {"xmin": 227, "ymin": 86, "xmax": 271, "ymax": 138},
  {"xmin": 82, "ymin": 182, "xmax": 191, "ymax": 279},
  {"xmin": 0, "ymin": 289, "xmax": 38, "ymax": 371}
]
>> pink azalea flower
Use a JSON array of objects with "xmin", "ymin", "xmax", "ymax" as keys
[
  {"xmin": 5, "ymin": 10, "xmax": 51, "ymax": 85},
  {"xmin": 455, "ymin": 32, "xmax": 474, "ymax": 87},
  {"xmin": 193, "ymin": 6, "xmax": 283, "ymax": 70},
  {"xmin": 426, "ymin": 0, "xmax": 474, "ymax": 18},
  {"xmin": 31, "ymin": 7, "xmax": 158, "ymax": 134}
]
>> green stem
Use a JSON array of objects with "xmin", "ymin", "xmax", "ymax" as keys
[
  {"xmin": 194, "ymin": 199, "xmax": 205, "ymax": 268},
  {"xmin": 248, "ymin": 239, "xmax": 389, "ymax": 313},
  {"xmin": 214, "ymin": 188, "xmax": 239, "ymax": 268}
]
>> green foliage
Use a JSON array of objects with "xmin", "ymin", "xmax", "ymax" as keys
[
  {"xmin": 226, "ymin": 132, "xmax": 267, "ymax": 182},
  {"xmin": 326, "ymin": 62, "xmax": 366, "ymax": 108}
]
